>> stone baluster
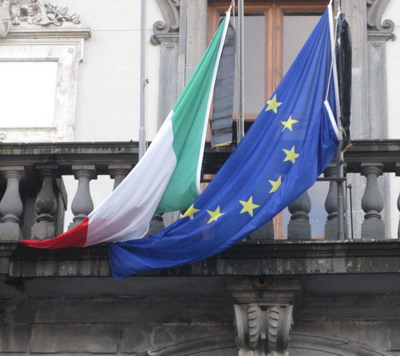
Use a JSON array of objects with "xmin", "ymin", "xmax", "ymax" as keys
[
  {"xmin": 31, "ymin": 165, "xmax": 58, "ymax": 240},
  {"xmin": 248, "ymin": 221, "xmax": 274, "ymax": 241},
  {"xmin": 287, "ymin": 191, "xmax": 311, "ymax": 240},
  {"xmin": 324, "ymin": 166, "xmax": 338, "ymax": 240},
  {"xmin": 398, "ymin": 191, "xmax": 400, "ymax": 240},
  {"xmin": 69, "ymin": 165, "xmax": 97, "ymax": 229},
  {"xmin": 109, "ymin": 164, "xmax": 131, "ymax": 190},
  {"xmin": 396, "ymin": 163, "xmax": 400, "ymax": 239},
  {"xmin": 361, "ymin": 163, "xmax": 384, "ymax": 239},
  {"xmin": 0, "ymin": 167, "xmax": 25, "ymax": 241}
]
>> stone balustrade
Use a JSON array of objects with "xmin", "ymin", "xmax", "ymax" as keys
[{"xmin": 0, "ymin": 140, "xmax": 399, "ymax": 242}]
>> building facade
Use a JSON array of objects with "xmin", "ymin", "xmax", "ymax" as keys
[{"xmin": 1, "ymin": 0, "xmax": 400, "ymax": 355}]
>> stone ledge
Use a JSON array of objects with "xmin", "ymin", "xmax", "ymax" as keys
[{"xmin": 3, "ymin": 240, "xmax": 400, "ymax": 278}]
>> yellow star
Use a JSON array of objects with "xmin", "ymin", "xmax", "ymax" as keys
[
  {"xmin": 181, "ymin": 204, "xmax": 200, "ymax": 220},
  {"xmin": 239, "ymin": 196, "xmax": 260, "ymax": 217},
  {"xmin": 283, "ymin": 146, "xmax": 300, "ymax": 164},
  {"xmin": 207, "ymin": 206, "xmax": 224, "ymax": 224},
  {"xmin": 281, "ymin": 115, "xmax": 298, "ymax": 132},
  {"xmin": 265, "ymin": 94, "xmax": 282, "ymax": 113},
  {"xmin": 269, "ymin": 176, "xmax": 282, "ymax": 193}
]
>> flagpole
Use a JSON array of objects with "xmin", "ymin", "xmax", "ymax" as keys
[
  {"xmin": 139, "ymin": 0, "xmax": 147, "ymax": 159},
  {"xmin": 332, "ymin": 0, "xmax": 346, "ymax": 241},
  {"xmin": 237, "ymin": 0, "xmax": 245, "ymax": 143}
]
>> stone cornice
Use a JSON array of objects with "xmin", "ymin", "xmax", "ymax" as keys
[
  {"xmin": 5, "ymin": 240, "xmax": 400, "ymax": 278},
  {"xmin": 4, "ymin": 27, "xmax": 91, "ymax": 40}
]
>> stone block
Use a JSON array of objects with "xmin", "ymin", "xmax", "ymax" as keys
[
  {"xmin": 387, "ymin": 321, "xmax": 400, "ymax": 350},
  {"xmin": 30, "ymin": 324, "xmax": 118, "ymax": 353},
  {"xmin": 287, "ymin": 219, "xmax": 311, "ymax": 240},
  {"xmin": 361, "ymin": 219, "xmax": 385, "ymax": 240},
  {"xmin": 0, "ymin": 324, "xmax": 31, "ymax": 352},
  {"xmin": 0, "ymin": 221, "xmax": 22, "ymax": 242}
]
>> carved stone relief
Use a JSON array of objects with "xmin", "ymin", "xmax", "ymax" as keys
[
  {"xmin": 234, "ymin": 304, "xmax": 293, "ymax": 355},
  {"xmin": 228, "ymin": 279, "xmax": 300, "ymax": 356},
  {"xmin": 151, "ymin": 0, "xmax": 180, "ymax": 45},
  {"xmin": 366, "ymin": 0, "xmax": 395, "ymax": 41},
  {"xmin": 0, "ymin": 0, "xmax": 80, "ymax": 38},
  {"xmin": 0, "ymin": 0, "xmax": 11, "ymax": 37}
]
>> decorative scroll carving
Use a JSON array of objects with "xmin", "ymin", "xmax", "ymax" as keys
[
  {"xmin": 234, "ymin": 304, "xmax": 293, "ymax": 355},
  {"xmin": 0, "ymin": 0, "xmax": 80, "ymax": 30},
  {"xmin": 267, "ymin": 305, "xmax": 293, "ymax": 353},
  {"xmin": 367, "ymin": 0, "xmax": 395, "ymax": 40},
  {"xmin": 228, "ymin": 279, "xmax": 299, "ymax": 355},
  {"xmin": 247, "ymin": 305, "xmax": 260, "ymax": 350},
  {"xmin": 151, "ymin": 0, "xmax": 180, "ymax": 45}
]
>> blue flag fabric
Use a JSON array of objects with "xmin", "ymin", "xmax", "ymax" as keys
[{"xmin": 108, "ymin": 8, "xmax": 340, "ymax": 279}]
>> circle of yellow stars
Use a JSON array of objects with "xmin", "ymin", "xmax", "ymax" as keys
[{"xmin": 180, "ymin": 95, "xmax": 299, "ymax": 224}]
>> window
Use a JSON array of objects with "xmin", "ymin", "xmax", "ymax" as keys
[{"xmin": 209, "ymin": 1, "xmax": 326, "ymax": 124}]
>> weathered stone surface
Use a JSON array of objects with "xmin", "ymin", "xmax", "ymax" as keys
[
  {"xmin": 30, "ymin": 324, "xmax": 119, "ymax": 353},
  {"xmin": 120, "ymin": 325, "xmax": 234, "ymax": 354},
  {"xmin": 4, "ymin": 296, "xmax": 232, "ymax": 325},
  {"xmin": 293, "ymin": 321, "xmax": 390, "ymax": 353},
  {"xmin": 0, "ymin": 324, "xmax": 31, "ymax": 352}
]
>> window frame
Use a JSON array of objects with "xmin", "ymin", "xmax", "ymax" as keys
[{"xmin": 208, "ymin": 1, "xmax": 327, "ymax": 120}]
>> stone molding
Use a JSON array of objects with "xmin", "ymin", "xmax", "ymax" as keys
[
  {"xmin": 151, "ymin": 0, "xmax": 180, "ymax": 45},
  {"xmin": 367, "ymin": 0, "xmax": 395, "ymax": 41}
]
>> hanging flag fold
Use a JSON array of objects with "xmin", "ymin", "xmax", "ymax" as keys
[
  {"xmin": 336, "ymin": 13, "xmax": 352, "ymax": 151},
  {"xmin": 108, "ymin": 7, "xmax": 341, "ymax": 279},
  {"xmin": 21, "ymin": 10, "xmax": 233, "ymax": 249},
  {"xmin": 211, "ymin": 21, "xmax": 236, "ymax": 147}
]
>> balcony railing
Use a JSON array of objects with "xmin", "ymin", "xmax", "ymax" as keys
[{"xmin": 0, "ymin": 140, "xmax": 399, "ymax": 244}]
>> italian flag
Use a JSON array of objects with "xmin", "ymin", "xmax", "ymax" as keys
[{"xmin": 21, "ymin": 10, "xmax": 231, "ymax": 249}]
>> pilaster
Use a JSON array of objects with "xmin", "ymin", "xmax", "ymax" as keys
[{"xmin": 151, "ymin": 0, "xmax": 181, "ymax": 128}]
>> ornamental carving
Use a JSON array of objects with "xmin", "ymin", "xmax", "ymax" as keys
[
  {"xmin": 366, "ymin": 0, "xmax": 395, "ymax": 41},
  {"xmin": 151, "ymin": 0, "xmax": 180, "ymax": 45},
  {"xmin": 228, "ymin": 279, "xmax": 300, "ymax": 355},
  {"xmin": 234, "ymin": 304, "xmax": 293, "ymax": 355},
  {"xmin": 0, "ymin": 0, "xmax": 80, "ymax": 37}
]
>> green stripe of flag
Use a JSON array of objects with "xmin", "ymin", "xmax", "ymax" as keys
[{"xmin": 157, "ymin": 15, "xmax": 229, "ymax": 213}]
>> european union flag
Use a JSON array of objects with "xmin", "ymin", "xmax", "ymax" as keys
[{"xmin": 108, "ymin": 7, "xmax": 341, "ymax": 279}]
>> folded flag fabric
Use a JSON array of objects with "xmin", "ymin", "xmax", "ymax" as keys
[
  {"xmin": 108, "ymin": 6, "xmax": 342, "ymax": 279},
  {"xmin": 211, "ymin": 21, "xmax": 236, "ymax": 147},
  {"xmin": 21, "ymin": 10, "xmax": 233, "ymax": 249}
]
